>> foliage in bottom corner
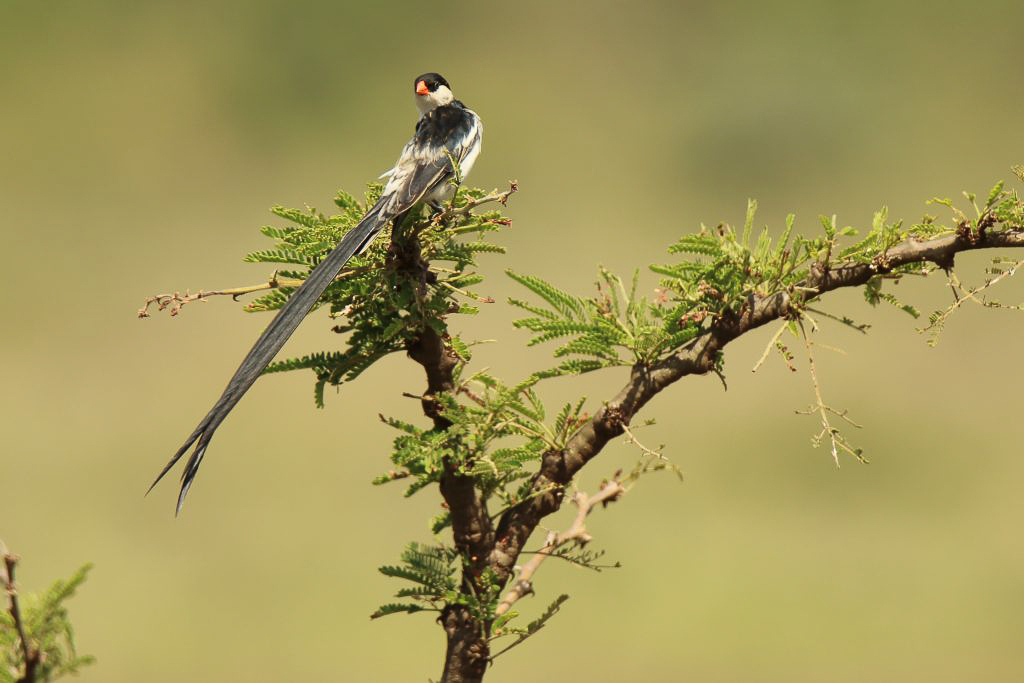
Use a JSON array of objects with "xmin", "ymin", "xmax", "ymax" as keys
[{"xmin": 1, "ymin": 564, "xmax": 94, "ymax": 683}]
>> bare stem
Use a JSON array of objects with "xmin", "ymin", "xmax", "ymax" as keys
[
  {"xmin": 137, "ymin": 267, "xmax": 368, "ymax": 318},
  {"xmin": 494, "ymin": 479, "xmax": 624, "ymax": 617},
  {"xmin": 2, "ymin": 540, "xmax": 40, "ymax": 683},
  {"xmin": 432, "ymin": 182, "xmax": 519, "ymax": 226},
  {"xmin": 919, "ymin": 257, "xmax": 1024, "ymax": 341},
  {"xmin": 796, "ymin": 319, "xmax": 863, "ymax": 465},
  {"xmin": 621, "ymin": 423, "xmax": 665, "ymax": 461}
]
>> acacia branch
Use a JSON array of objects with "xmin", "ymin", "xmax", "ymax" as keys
[
  {"xmin": 490, "ymin": 225, "xmax": 1024, "ymax": 580},
  {"xmin": 796, "ymin": 319, "xmax": 863, "ymax": 465},
  {"xmin": 432, "ymin": 181, "xmax": 519, "ymax": 227}
]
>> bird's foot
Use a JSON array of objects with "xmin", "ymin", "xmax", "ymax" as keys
[{"xmin": 428, "ymin": 202, "xmax": 454, "ymax": 229}]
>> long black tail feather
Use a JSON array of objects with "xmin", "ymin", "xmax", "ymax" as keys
[{"xmin": 149, "ymin": 200, "xmax": 392, "ymax": 514}]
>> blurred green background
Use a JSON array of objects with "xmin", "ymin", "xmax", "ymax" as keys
[{"xmin": 2, "ymin": 1, "xmax": 1023, "ymax": 680}]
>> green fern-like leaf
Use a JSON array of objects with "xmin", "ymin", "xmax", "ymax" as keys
[
  {"xmin": 668, "ymin": 233, "xmax": 721, "ymax": 257},
  {"xmin": 370, "ymin": 603, "xmax": 431, "ymax": 619},
  {"xmin": 506, "ymin": 272, "xmax": 586, "ymax": 319}
]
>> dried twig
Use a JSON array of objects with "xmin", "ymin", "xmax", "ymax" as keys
[
  {"xmin": 494, "ymin": 479, "xmax": 624, "ymax": 617},
  {"xmin": 621, "ymin": 423, "xmax": 665, "ymax": 461},
  {"xmin": 919, "ymin": 257, "xmax": 1024, "ymax": 342},
  {"xmin": 796, "ymin": 319, "xmax": 863, "ymax": 466},
  {"xmin": 137, "ymin": 267, "xmax": 369, "ymax": 318},
  {"xmin": 751, "ymin": 321, "xmax": 791, "ymax": 373},
  {"xmin": 432, "ymin": 182, "xmax": 519, "ymax": 226},
  {"xmin": 425, "ymin": 207, "xmax": 1024, "ymax": 681}
]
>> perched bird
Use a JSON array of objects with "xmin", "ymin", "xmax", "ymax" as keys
[{"xmin": 150, "ymin": 73, "xmax": 483, "ymax": 514}]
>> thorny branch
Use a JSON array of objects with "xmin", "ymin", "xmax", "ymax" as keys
[
  {"xmin": 620, "ymin": 423, "xmax": 666, "ymax": 461},
  {"xmin": 795, "ymin": 319, "xmax": 863, "ymax": 466},
  {"xmin": 137, "ymin": 268, "xmax": 368, "ymax": 318},
  {"xmin": 920, "ymin": 257, "xmax": 1024, "ymax": 344},
  {"xmin": 486, "ymin": 225, "xmax": 1024, "ymax": 592},
  {"xmin": 494, "ymin": 479, "xmax": 624, "ymax": 617},
  {"xmin": 751, "ymin": 321, "xmax": 792, "ymax": 373},
  {"xmin": 431, "ymin": 182, "xmax": 518, "ymax": 227},
  {"xmin": 2, "ymin": 540, "xmax": 40, "ymax": 683},
  {"xmin": 414, "ymin": 215, "xmax": 1024, "ymax": 682}
]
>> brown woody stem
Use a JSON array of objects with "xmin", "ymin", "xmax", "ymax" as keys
[{"xmin": 407, "ymin": 209, "xmax": 1024, "ymax": 682}]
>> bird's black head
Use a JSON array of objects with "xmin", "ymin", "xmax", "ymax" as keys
[
  {"xmin": 413, "ymin": 73, "xmax": 455, "ymax": 115},
  {"xmin": 414, "ymin": 72, "xmax": 450, "ymax": 96}
]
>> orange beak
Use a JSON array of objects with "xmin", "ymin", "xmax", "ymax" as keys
[{"xmin": 415, "ymin": 80, "xmax": 429, "ymax": 96}]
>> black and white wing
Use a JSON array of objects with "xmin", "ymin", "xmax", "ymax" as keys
[
  {"xmin": 150, "ymin": 101, "xmax": 481, "ymax": 514},
  {"xmin": 380, "ymin": 100, "xmax": 482, "ymax": 213}
]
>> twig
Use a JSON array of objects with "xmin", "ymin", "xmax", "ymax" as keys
[
  {"xmin": 494, "ymin": 479, "xmax": 624, "ymax": 617},
  {"xmin": 799, "ymin": 318, "xmax": 838, "ymax": 465},
  {"xmin": 2, "ymin": 540, "xmax": 40, "ymax": 683},
  {"xmin": 137, "ymin": 267, "xmax": 368, "ymax": 318},
  {"xmin": 621, "ymin": 423, "xmax": 665, "ymax": 461},
  {"xmin": 515, "ymin": 550, "xmax": 620, "ymax": 571},
  {"xmin": 432, "ymin": 181, "xmax": 519, "ymax": 226},
  {"xmin": 796, "ymin": 319, "xmax": 863, "ymax": 466},
  {"xmin": 919, "ymin": 257, "xmax": 1024, "ymax": 340}
]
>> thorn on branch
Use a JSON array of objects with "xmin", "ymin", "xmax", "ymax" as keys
[
  {"xmin": 493, "ymin": 478, "xmax": 625, "ymax": 618},
  {"xmin": 136, "ymin": 268, "xmax": 368, "ymax": 318},
  {"xmin": 796, "ymin": 319, "xmax": 865, "ymax": 466},
  {"xmin": 137, "ymin": 289, "xmax": 212, "ymax": 318},
  {"xmin": 499, "ymin": 181, "xmax": 519, "ymax": 206}
]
